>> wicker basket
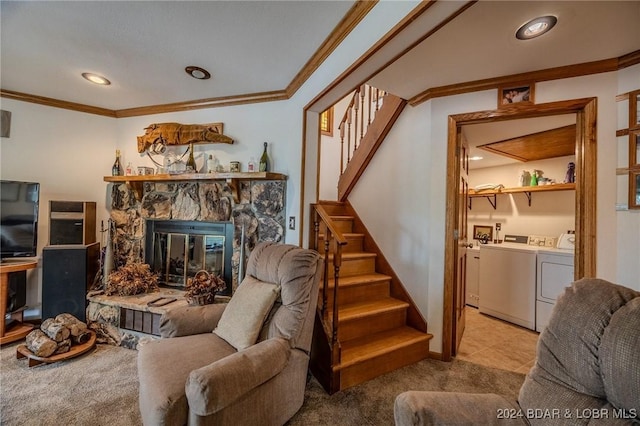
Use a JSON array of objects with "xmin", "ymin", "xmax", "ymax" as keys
[
  {"xmin": 185, "ymin": 293, "xmax": 215, "ymax": 306},
  {"xmin": 185, "ymin": 270, "xmax": 225, "ymax": 305}
]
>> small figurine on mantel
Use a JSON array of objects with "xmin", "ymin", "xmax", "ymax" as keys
[{"xmin": 564, "ymin": 162, "xmax": 575, "ymax": 183}]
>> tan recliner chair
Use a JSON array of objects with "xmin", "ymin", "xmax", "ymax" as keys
[
  {"xmin": 394, "ymin": 278, "xmax": 640, "ymax": 425},
  {"xmin": 137, "ymin": 242, "xmax": 322, "ymax": 425}
]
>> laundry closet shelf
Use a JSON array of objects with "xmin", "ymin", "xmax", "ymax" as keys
[{"xmin": 468, "ymin": 183, "xmax": 575, "ymax": 209}]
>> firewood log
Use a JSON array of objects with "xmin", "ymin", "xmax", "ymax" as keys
[
  {"xmin": 55, "ymin": 338, "xmax": 72, "ymax": 354},
  {"xmin": 25, "ymin": 329, "xmax": 57, "ymax": 358},
  {"xmin": 73, "ymin": 331, "xmax": 91, "ymax": 345},
  {"xmin": 55, "ymin": 313, "xmax": 87, "ymax": 337},
  {"xmin": 41, "ymin": 318, "xmax": 70, "ymax": 342}
]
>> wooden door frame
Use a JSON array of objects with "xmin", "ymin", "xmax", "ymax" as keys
[{"xmin": 442, "ymin": 97, "xmax": 598, "ymax": 361}]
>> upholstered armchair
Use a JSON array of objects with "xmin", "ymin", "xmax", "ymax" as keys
[
  {"xmin": 394, "ymin": 278, "xmax": 640, "ymax": 425},
  {"xmin": 137, "ymin": 242, "xmax": 322, "ymax": 426}
]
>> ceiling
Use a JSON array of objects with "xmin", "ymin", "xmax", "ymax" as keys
[
  {"xmin": 0, "ymin": 1, "xmax": 356, "ymax": 111},
  {"xmin": 1, "ymin": 1, "xmax": 638, "ymax": 121}
]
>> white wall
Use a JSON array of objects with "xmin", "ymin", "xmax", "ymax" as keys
[
  {"xmin": 468, "ymin": 156, "xmax": 576, "ymax": 241},
  {"xmin": 349, "ymin": 69, "xmax": 636, "ymax": 354},
  {"xmin": 0, "ymin": 0, "xmax": 422, "ymax": 318},
  {"xmin": 0, "ymin": 99, "xmax": 117, "ymax": 315},
  {"xmin": 319, "ymin": 93, "xmax": 352, "ymax": 200}
]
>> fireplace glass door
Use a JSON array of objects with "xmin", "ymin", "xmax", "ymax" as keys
[
  {"xmin": 153, "ymin": 233, "xmax": 226, "ymax": 287},
  {"xmin": 146, "ymin": 220, "xmax": 233, "ymax": 294}
]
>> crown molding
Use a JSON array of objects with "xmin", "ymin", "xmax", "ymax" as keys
[
  {"xmin": 0, "ymin": 1, "xmax": 374, "ymax": 119},
  {"xmin": 409, "ymin": 49, "xmax": 640, "ymax": 106},
  {"xmin": 0, "ymin": 89, "xmax": 117, "ymax": 118}
]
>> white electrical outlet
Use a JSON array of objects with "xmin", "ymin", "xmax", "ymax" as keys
[{"xmin": 288, "ymin": 217, "xmax": 295, "ymax": 230}]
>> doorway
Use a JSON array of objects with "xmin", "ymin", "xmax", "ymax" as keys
[{"xmin": 442, "ymin": 98, "xmax": 598, "ymax": 361}]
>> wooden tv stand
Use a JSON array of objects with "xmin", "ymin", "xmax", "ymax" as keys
[{"xmin": 0, "ymin": 260, "xmax": 37, "ymax": 345}]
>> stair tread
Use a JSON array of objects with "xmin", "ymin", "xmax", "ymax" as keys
[
  {"xmin": 319, "ymin": 232, "xmax": 364, "ymax": 238},
  {"xmin": 333, "ymin": 273, "xmax": 391, "ymax": 287},
  {"xmin": 329, "ymin": 215, "xmax": 354, "ymax": 220},
  {"xmin": 338, "ymin": 326, "xmax": 432, "ymax": 368},
  {"xmin": 339, "ymin": 297, "xmax": 409, "ymax": 321},
  {"xmin": 323, "ymin": 252, "xmax": 376, "ymax": 260}
]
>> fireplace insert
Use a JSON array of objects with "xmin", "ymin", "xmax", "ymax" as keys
[{"xmin": 145, "ymin": 220, "xmax": 233, "ymax": 296}]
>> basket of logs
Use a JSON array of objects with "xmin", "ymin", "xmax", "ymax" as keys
[{"xmin": 185, "ymin": 270, "xmax": 226, "ymax": 305}]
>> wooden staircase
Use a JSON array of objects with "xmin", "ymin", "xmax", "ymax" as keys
[{"xmin": 309, "ymin": 201, "xmax": 432, "ymax": 394}]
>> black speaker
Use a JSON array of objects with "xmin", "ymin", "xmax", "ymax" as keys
[
  {"xmin": 42, "ymin": 242, "xmax": 99, "ymax": 322},
  {"xmin": 6, "ymin": 270, "xmax": 27, "ymax": 313},
  {"xmin": 49, "ymin": 201, "xmax": 96, "ymax": 245}
]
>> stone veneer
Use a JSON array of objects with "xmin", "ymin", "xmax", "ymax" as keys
[{"xmin": 87, "ymin": 178, "xmax": 286, "ymax": 348}]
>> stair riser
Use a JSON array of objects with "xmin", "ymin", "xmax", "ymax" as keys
[
  {"xmin": 339, "ymin": 309, "xmax": 407, "ymax": 342},
  {"xmin": 338, "ymin": 339, "xmax": 430, "ymax": 390},
  {"xmin": 327, "ymin": 257, "xmax": 376, "ymax": 278},
  {"xmin": 318, "ymin": 235, "xmax": 364, "ymax": 253},
  {"xmin": 323, "ymin": 280, "xmax": 390, "ymax": 309},
  {"xmin": 319, "ymin": 219, "xmax": 354, "ymax": 235}
]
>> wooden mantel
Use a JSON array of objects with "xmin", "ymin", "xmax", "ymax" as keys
[{"xmin": 104, "ymin": 172, "xmax": 287, "ymax": 202}]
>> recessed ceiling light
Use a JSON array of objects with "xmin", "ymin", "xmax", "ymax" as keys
[
  {"xmin": 82, "ymin": 72, "xmax": 111, "ymax": 85},
  {"xmin": 516, "ymin": 15, "xmax": 557, "ymax": 40},
  {"xmin": 469, "ymin": 156, "xmax": 484, "ymax": 161},
  {"xmin": 185, "ymin": 66, "xmax": 211, "ymax": 80}
]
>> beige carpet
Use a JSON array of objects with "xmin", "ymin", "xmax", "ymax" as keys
[{"xmin": 1, "ymin": 341, "xmax": 525, "ymax": 425}]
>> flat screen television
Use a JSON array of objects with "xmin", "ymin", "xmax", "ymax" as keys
[{"xmin": 1, "ymin": 180, "xmax": 40, "ymax": 259}]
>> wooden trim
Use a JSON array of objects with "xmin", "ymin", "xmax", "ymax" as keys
[
  {"xmin": 304, "ymin": 0, "xmax": 452, "ymax": 111},
  {"xmin": 0, "ymin": 89, "xmax": 117, "ymax": 117},
  {"xmin": 618, "ymin": 49, "xmax": 640, "ymax": 69},
  {"xmin": 443, "ymin": 97, "xmax": 598, "ymax": 360},
  {"xmin": 337, "ymin": 95, "xmax": 406, "ymax": 200},
  {"xmin": 616, "ymin": 93, "xmax": 630, "ymax": 102},
  {"xmin": 410, "ymin": 53, "xmax": 639, "ymax": 106},
  {"xmin": 286, "ymin": 1, "xmax": 378, "ymax": 98},
  {"xmin": 115, "ymin": 91, "xmax": 288, "ymax": 118},
  {"xmin": 320, "ymin": 107, "xmax": 334, "ymax": 136},
  {"xmin": 618, "ymin": 129, "xmax": 630, "ymax": 137},
  {"xmin": 428, "ymin": 351, "xmax": 443, "ymax": 361}
]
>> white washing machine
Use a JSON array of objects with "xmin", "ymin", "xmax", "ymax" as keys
[
  {"xmin": 536, "ymin": 248, "xmax": 574, "ymax": 332},
  {"xmin": 479, "ymin": 243, "xmax": 538, "ymax": 330}
]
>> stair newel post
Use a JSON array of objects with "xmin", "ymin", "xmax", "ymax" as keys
[
  {"xmin": 322, "ymin": 231, "xmax": 331, "ymax": 318},
  {"xmin": 331, "ymin": 244, "xmax": 342, "ymax": 347}
]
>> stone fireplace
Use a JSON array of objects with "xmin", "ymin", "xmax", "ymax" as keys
[
  {"xmin": 87, "ymin": 177, "xmax": 286, "ymax": 348},
  {"xmin": 109, "ymin": 179, "xmax": 286, "ymax": 287},
  {"xmin": 145, "ymin": 219, "xmax": 233, "ymax": 296}
]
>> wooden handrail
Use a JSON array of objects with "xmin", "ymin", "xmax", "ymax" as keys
[
  {"xmin": 310, "ymin": 204, "xmax": 348, "ymax": 356},
  {"xmin": 314, "ymin": 204, "xmax": 347, "ymax": 246}
]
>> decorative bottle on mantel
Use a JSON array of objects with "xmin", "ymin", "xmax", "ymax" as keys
[
  {"xmin": 187, "ymin": 143, "xmax": 197, "ymax": 172},
  {"xmin": 112, "ymin": 149, "xmax": 122, "ymax": 176},
  {"xmin": 259, "ymin": 142, "xmax": 270, "ymax": 172}
]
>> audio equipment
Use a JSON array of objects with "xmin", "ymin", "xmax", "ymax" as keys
[
  {"xmin": 42, "ymin": 242, "xmax": 99, "ymax": 322},
  {"xmin": 49, "ymin": 201, "xmax": 96, "ymax": 245}
]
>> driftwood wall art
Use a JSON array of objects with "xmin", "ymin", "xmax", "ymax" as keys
[{"xmin": 137, "ymin": 122, "xmax": 234, "ymax": 153}]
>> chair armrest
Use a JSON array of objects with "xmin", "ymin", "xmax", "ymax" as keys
[
  {"xmin": 394, "ymin": 391, "xmax": 527, "ymax": 426},
  {"xmin": 185, "ymin": 337, "xmax": 291, "ymax": 416},
  {"xmin": 159, "ymin": 303, "xmax": 227, "ymax": 338}
]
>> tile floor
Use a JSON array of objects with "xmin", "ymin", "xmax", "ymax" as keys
[{"xmin": 456, "ymin": 306, "xmax": 539, "ymax": 374}]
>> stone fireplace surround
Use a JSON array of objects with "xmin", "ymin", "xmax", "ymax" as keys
[{"xmin": 87, "ymin": 178, "xmax": 286, "ymax": 348}]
